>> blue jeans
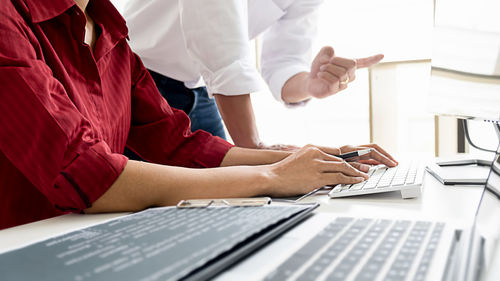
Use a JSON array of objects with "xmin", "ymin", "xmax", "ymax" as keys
[{"xmin": 149, "ymin": 70, "xmax": 226, "ymax": 139}]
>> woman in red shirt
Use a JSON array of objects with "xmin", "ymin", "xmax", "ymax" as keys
[{"xmin": 0, "ymin": 0, "xmax": 396, "ymax": 229}]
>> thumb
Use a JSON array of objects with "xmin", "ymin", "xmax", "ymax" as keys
[
  {"xmin": 356, "ymin": 54, "xmax": 384, "ymax": 69},
  {"xmin": 319, "ymin": 46, "xmax": 335, "ymax": 61},
  {"xmin": 311, "ymin": 46, "xmax": 335, "ymax": 77}
]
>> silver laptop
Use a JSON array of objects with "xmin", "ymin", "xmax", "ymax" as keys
[{"xmin": 216, "ymin": 144, "xmax": 500, "ymax": 281}]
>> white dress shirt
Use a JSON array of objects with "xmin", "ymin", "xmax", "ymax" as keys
[{"xmin": 119, "ymin": 0, "xmax": 322, "ymax": 102}]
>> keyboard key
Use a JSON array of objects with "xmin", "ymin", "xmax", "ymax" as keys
[
  {"xmin": 342, "ymin": 184, "xmax": 352, "ymax": 191},
  {"xmin": 350, "ymin": 182, "xmax": 366, "ymax": 190},
  {"xmin": 376, "ymin": 180, "xmax": 392, "ymax": 188},
  {"xmin": 331, "ymin": 185, "xmax": 343, "ymax": 193},
  {"xmin": 392, "ymin": 177, "xmax": 406, "ymax": 186},
  {"xmin": 363, "ymin": 182, "xmax": 378, "ymax": 189}
]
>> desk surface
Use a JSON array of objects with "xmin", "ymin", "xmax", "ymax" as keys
[
  {"xmin": 0, "ymin": 172, "xmax": 484, "ymax": 255},
  {"xmin": 305, "ymin": 172, "xmax": 483, "ymax": 224}
]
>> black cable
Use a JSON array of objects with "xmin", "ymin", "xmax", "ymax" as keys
[{"xmin": 462, "ymin": 119, "xmax": 496, "ymax": 153}]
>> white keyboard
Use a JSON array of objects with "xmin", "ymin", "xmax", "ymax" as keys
[{"xmin": 328, "ymin": 162, "xmax": 424, "ymax": 199}]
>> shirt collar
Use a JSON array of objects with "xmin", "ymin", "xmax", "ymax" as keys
[
  {"xmin": 25, "ymin": 0, "xmax": 128, "ymax": 40},
  {"xmin": 25, "ymin": 0, "xmax": 75, "ymax": 23},
  {"xmin": 88, "ymin": 0, "xmax": 128, "ymax": 41}
]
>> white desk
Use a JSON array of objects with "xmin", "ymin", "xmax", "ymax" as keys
[
  {"xmin": 0, "ymin": 172, "xmax": 485, "ymax": 276},
  {"xmin": 305, "ymin": 172, "xmax": 483, "ymax": 226}
]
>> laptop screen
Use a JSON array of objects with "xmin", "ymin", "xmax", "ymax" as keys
[{"xmin": 469, "ymin": 142, "xmax": 500, "ymax": 280}]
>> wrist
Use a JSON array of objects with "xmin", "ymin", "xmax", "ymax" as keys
[
  {"xmin": 220, "ymin": 147, "xmax": 291, "ymax": 167},
  {"xmin": 258, "ymin": 164, "xmax": 280, "ymax": 196},
  {"xmin": 282, "ymin": 72, "xmax": 312, "ymax": 103}
]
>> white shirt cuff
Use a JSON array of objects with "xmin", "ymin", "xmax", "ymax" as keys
[
  {"xmin": 267, "ymin": 64, "xmax": 309, "ymax": 102},
  {"xmin": 202, "ymin": 60, "xmax": 267, "ymax": 96}
]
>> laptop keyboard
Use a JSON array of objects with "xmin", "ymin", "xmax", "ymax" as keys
[
  {"xmin": 329, "ymin": 162, "xmax": 424, "ymax": 199},
  {"xmin": 0, "ymin": 205, "xmax": 315, "ymax": 281},
  {"xmin": 264, "ymin": 217, "xmax": 444, "ymax": 281}
]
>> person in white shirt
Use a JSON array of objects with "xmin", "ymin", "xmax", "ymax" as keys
[{"xmin": 117, "ymin": 0, "xmax": 383, "ymax": 149}]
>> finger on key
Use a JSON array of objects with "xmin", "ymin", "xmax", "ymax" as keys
[
  {"xmin": 320, "ymin": 160, "xmax": 369, "ymax": 179},
  {"xmin": 360, "ymin": 144, "xmax": 398, "ymax": 164},
  {"xmin": 358, "ymin": 147, "xmax": 397, "ymax": 167}
]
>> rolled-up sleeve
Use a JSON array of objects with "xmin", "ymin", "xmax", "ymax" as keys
[
  {"xmin": 261, "ymin": 0, "xmax": 323, "ymax": 102},
  {"xmin": 0, "ymin": 31, "xmax": 127, "ymax": 212},
  {"xmin": 179, "ymin": 0, "xmax": 267, "ymax": 96},
  {"xmin": 126, "ymin": 53, "xmax": 233, "ymax": 168}
]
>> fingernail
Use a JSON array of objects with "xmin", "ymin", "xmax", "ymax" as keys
[
  {"xmin": 356, "ymin": 177, "xmax": 366, "ymax": 182},
  {"xmin": 320, "ymin": 65, "xmax": 326, "ymax": 71}
]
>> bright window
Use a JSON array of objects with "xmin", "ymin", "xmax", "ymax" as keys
[{"xmin": 254, "ymin": 0, "xmax": 435, "ymax": 154}]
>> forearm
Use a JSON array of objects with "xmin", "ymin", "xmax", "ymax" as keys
[
  {"xmin": 220, "ymin": 146, "xmax": 291, "ymax": 167},
  {"xmin": 85, "ymin": 159, "xmax": 273, "ymax": 213},
  {"xmin": 214, "ymin": 94, "xmax": 261, "ymax": 148},
  {"xmin": 84, "ymin": 143, "xmax": 386, "ymax": 214},
  {"xmin": 85, "ymin": 146, "xmax": 293, "ymax": 213},
  {"xmin": 281, "ymin": 72, "xmax": 310, "ymax": 103}
]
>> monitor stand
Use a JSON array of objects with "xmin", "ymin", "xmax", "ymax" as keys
[{"xmin": 426, "ymin": 120, "xmax": 499, "ymax": 185}]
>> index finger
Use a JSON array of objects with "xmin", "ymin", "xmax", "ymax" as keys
[
  {"xmin": 359, "ymin": 148, "xmax": 397, "ymax": 167},
  {"xmin": 355, "ymin": 54, "xmax": 384, "ymax": 68},
  {"xmin": 360, "ymin": 144, "xmax": 398, "ymax": 164}
]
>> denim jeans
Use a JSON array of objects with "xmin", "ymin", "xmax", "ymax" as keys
[{"xmin": 149, "ymin": 70, "xmax": 226, "ymax": 139}]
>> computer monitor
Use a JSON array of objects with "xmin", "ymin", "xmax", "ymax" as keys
[
  {"xmin": 428, "ymin": 0, "xmax": 500, "ymax": 122},
  {"xmin": 465, "ymin": 142, "xmax": 500, "ymax": 281},
  {"xmin": 426, "ymin": 0, "xmax": 500, "ymax": 185}
]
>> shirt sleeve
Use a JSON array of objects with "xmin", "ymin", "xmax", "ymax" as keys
[
  {"xmin": 178, "ymin": 0, "xmax": 267, "ymax": 96},
  {"xmin": 0, "ymin": 29, "xmax": 127, "ymax": 212},
  {"xmin": 260, "ymin": 0, "xmax": 323, "ymax": 102},
  {"xmin": 126, "ymin": 53, "xmax": 234, "ymax": 168}
]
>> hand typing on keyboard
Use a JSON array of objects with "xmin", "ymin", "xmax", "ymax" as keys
[
  {"xmin": 339, "ymin": 144, "xmax": 398, "ymax": 167},
  {"xmin": 266, "ymin": 144, "xmax": 398, "ymax": 198}
]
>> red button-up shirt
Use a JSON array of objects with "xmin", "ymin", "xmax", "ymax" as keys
[{"xmin": 0, "ymin": 0, "xmax": 233, "ymax": 229}]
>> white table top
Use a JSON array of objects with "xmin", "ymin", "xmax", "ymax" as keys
[
  {"xmin": 0, "ymin": 171, "xmax": 485, "ymax": 255},
  {"xmin": 304, "ymin": 172, "xmax": 483, "ymax": 225}
]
